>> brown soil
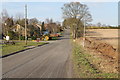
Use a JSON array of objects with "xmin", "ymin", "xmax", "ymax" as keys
[
  {"xmin": 75, "ymin": 29, "xmax": 119, "ymax": 73},
  {"xmin": 85, "ymin": 38, "xmax": 118, "ymax": 59},
  {"xmin": 76, "ymin": 38, "xmax": 118, "ymax": 73}
]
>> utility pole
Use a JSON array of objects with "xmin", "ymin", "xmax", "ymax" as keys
[
  {"xmin": 83, "ymin": 17, "xmax": 86, "ymax": 48},
  {"xmin": 25, "ymin": 4, "xmax": 27, "ymax": 45}
]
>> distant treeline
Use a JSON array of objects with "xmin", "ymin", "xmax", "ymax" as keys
[{"xmin": 87, "ymin": 26, "xmax": 120, "ymax": 29}]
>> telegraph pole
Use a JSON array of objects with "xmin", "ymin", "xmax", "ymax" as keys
[
  {"xmin": 25, "ymin": 4, "xmax": 27, "ymax": 45},
  {"xmin": 83, "ymin": 17, "xmax": 86, "ymax": 48}
]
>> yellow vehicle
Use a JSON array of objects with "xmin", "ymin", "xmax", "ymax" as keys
[
  {"xmin": 41, "ymin": 30, "xmax": 50, "ymax": 41},
  {"xmin": 42, "ymin": 35, "xmax": 49, "ymax": 41}
]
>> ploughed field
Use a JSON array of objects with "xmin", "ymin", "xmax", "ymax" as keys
[
  {"xmin": 83, "ymin": 29, "xmax": 119, "ymax": 74},
  {"xmin": 86, "ymin": 29, "xmax": 119, "ymax": 49}
]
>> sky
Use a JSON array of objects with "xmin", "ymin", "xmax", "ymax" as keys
[{"xmin": 1, "ymin": 2, "xmax": 118, "ymax": 26}]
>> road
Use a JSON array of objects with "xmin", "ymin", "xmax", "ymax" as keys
[{"xmin": 2, "ymin": 30, "xmax": 73, "ymax": 78}]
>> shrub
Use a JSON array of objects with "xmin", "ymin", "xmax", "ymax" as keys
[
  {"xmin": 20, "ymin": 36, "xmax": 25, "ymax": 40},
  {"xmin": 31, "ymin": 36, "xmax": 37, "ymax": 40},
  {"xmin": 8, "ymin": 31, "xmax": 19, "ymax": 40}
]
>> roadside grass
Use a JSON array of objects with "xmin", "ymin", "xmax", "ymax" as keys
[
  {"xmin": 2, "ymin": 41, "xmax": 47, "ymax": 56},
  {"xmin": 72, "ymin": 42, "xmax": 118, "ymax": 78}
]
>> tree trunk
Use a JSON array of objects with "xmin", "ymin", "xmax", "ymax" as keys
[
  {"xmin": 73, "ymin": 29, "xmax": 76, "ymax": 39},
  {"xmin": 19, "ymin": 35, "xmax": 21, "ymax": 41}
]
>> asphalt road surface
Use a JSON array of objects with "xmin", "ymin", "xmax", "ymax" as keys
[{"xmin": 2, "ymin": 30, "xmax": 73, "ymax": 78}]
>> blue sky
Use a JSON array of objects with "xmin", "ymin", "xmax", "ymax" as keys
[{"xmin": 1, "ymin": 2, "xmax": 118, "ymax": 26}]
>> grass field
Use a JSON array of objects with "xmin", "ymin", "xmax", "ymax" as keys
[
  {"xmin": 86, "ymin": 29, "xmax": 119, "ymax": 49},
  {"xmin": 1, "ymin": 41, "xmax": 47, "ymax": 56}
]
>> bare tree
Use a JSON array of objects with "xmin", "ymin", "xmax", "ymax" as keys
[
  {"xmin": 1, "ymin": 9, "xmax": 9, "ymax": 23},
  {"xmin": 45, "ymin": 18, "xmax": 50, "ymax": 23},
  {"xmin": 55, "ymin": 21, "xmax": 61, "ymax": 25},
  {"xmin": 50, "ymin": 18, "xmax": 53, "ymax": 23},
  {"xmin": 97, "ymin": 22, "xmax": 101, "ymax": 27},
  {"xmin": 45, "ymin": 18, "xmax": 53, "ymax": 24},
  {"xmin": 29, "ymin": 18, "xmax": 38, "ymax": 25},
  {"xmin": 102, "ymin": 24, "xmax": 107, "ymax": 27},
  {"xmin": 61, "ymin": 2, "xmax": 92, "ymax": 39},
  {"xmin": 15, "ymin": 12, "xmax": 24, "ymax": 20},
  {"xmin": 61, "ymin": 2, "xmax": 92, "ymax": 22}
]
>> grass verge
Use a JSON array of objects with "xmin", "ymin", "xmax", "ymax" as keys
[
  {"xmin": 2, "ymin": 41, "xmax": 47, "ymax": 56},
  {"xmin": 72, "ymin": 42, "xmax": 118, "ymax": 78}
]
